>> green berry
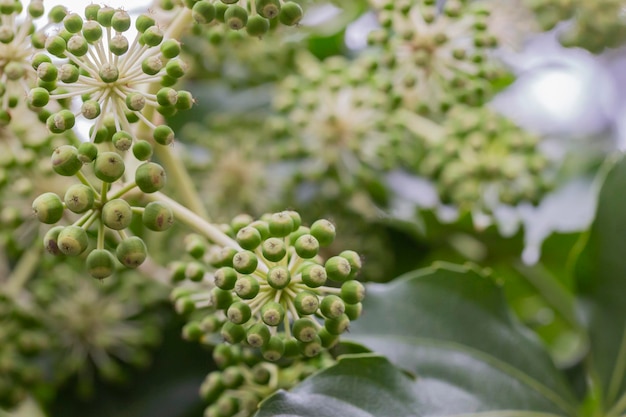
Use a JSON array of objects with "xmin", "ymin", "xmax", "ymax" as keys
[
  {"xmin": 212, "ymin": 343, "xmax": 237, "ymax": 369},
  {"xmin": 294, "ymin": 290, "xmax": 319, "ymax": 315},
  {"xmin": 298, "ymin": 335, "xmax": 323, "ymax": 357},
  {"xmin": 310, "ymin": 219, "xmax": 335, "ymax": 246},
  {"xmin": 212, "ymin": 287, "xmax": 234, "ymax": 309},
  {"xmin": 57, "ymin": 225, "xmax": 89, "ymax": 256},
  {"xmin": 175, "ymin": 90, "xmax": 194, "ymax": 110},
  {"xmin": 192, "ymin": 0, "xmax": 215, "ymax": 24},
  {"xmin": 227, "ymin": 301, "xmax": 252, "ymax": 324},
  {"xmin": 141, "ymin": 26, "xmax": 163, "ymax": 47},
  {"xmin": 31, "ymin": 53, "xmax": 51, "ymax": 70},
  {"xmin": 340, "ymin": 250, "xmax": 362, "ymax": 277},
  {"xmin": 51, "ymin": 145, "xmax": 82, "ymax": 176},
  {"xmin": 186, "ymin": 261, "xmax": 206, "ymax": 282},
  {"xmin": 324, "ymin": 314, "xmax": 350, "ymax": 335},
  {"xmin": 78, "ymin": 142, "xmax": 98, "ymax": 163},
  {"xmin": 232, "ymin": 250, "xmax": 258, "ymax": 274},
  {"xmin": 132, "ymin": 140, "xmax": 153, "ymax": 161},
  {"xmin": 320, "ymin": 295, "xmax": 345, "ymax": 319},
  {"xmin": 43, "ymin": 226, "xmax": 64, "ymax": 255},
  {"xmin": 234, "ymin": 275, "xmax": 259, "ymax": 299},
  {"xmin": 32, "ymin": 192, "xmax": 64, "ymax": 224},
  {"xmin": 66, "ymin": 34, "xmax": 88, "ymax": 56},
  {"xmin": 261, "ymin": 237, "xmax": 286, "ymax": 262},
  {"xmin": 94, "ymin": 151, "xmax": 125, "ymax": 183},
  {"xmin": 160, "ymin": 39, "xmax": 181, "ymax": 59},
  {"xmin": 86, "ymin": 249, "xmax": 116, "ymax": 279},
  {"xmin": 214, "ymin": 266, "xmax": 238, "ymax": 290},
  {"xmin": 48, "ymin": 5, "xmax": 68, "ymax": 23},
  {"xmin": 182, "ymin": 321, "xmax": 203, "ymax": 341},
  {"xmin": 345, "ymin": 302, "xmax": 362, "ymax": 320},
  {"xmin": 59, "ymin": 63, "xmax": 80, "ymax": 83},
  {"xmin": 46, "ymin": 110, "xmax": 75, "ymax": 134},
  {"xmin": 116, "ymin": 236, "xmax": 147, "ymax": 268},
  {"xmin": 44, "ymin": 35, "xmax": 66, "ymax": 57},
  {"xmin": 85, "ymin": 4, "xmax": 100, "ymax": 20},
  {"xmin": 81, "ymin": 100, "xmax": 101, "ymax": 120},
  {"xmin": 267, "ymin": 266, "xmax": 290, "ymax": 289},
  {"xmin": 246, "ymin": 15, "xmax": 269, "ymax": 37},
  {"xmin": 257, "ymin": 0, "xmax": 281, "ymax": 19},
  {"xmin": 135, "ymin": 14, "xmax": 155, "ymax": 32},
  {"xmin": 340, "ymin": 280, "xmax": 365, "ymax": 304},
  {"xmin": 28, "ymin": 87, "xmax": 49, "ymax": 107},
  {"xmin": 153, "ymin": 125, "xmax": 175, "ymax": 146},
  {"xmin": 165, "ymin": 59, "xmax": 187, "ymax": 78},
  {"xmin": 221, "ymin": 321, "xmax": 246, "ymax": 344},
  {"xmin": 97, "ymin": 6, "xmax": 115, "ymax": 27},
  {"xmin": 325, "ymin": 256, "xmax": 351, "ymax": 282},
  {"xmin": 261, "ymin": 301, "xmax": 284, "ymax": 326},
  {"xmin": 269, "ymin": 211, "xmax": 294, "ymax": 237},
  {"xmin": 292, "ymin": 318, "xmax": 318, "ymax": 343},
  {"xmin": 294, "ymin": 234, "xmax": 319, "ymax": 259},
  {"xmin": 246, "ymin": 322, "xmax": 271, "ymax": 348},
  {"xmin": 102, "ymin": 199, "xmax": 133, "ymax": 230},
  {"xmin": 142, "ymin": 56, "xmax": 162, "ymax": 75},
  {"xmin": 64, "ymin": 184, "xmax": 95, "ymax": 214},
  {"xmin": 215, "ymin": 2, "xmax": 228, "ymax": 21},
  {"xmin": 135, "ymin": 162, "xmax": 166, "ymax": 193},
  {"xmin": 109, "ymin": 34, "xmax": 129, "ymax": 55},
  {"xmin": 37, "ymin": 62, "xmax": 58, "ymax": 82},
  {"xmin": 279, "ymin": 2, "xmax": 303, "ymax": 26},
  {"xmin": 318, "ymin": 327, "xmax": 339, "ymax": 348},
  {"xmin": 111, "ymin": 10, "xmax": 131, "ymax": 32},
  {"xmin": 261, "ymin": 335, "xmax": 284, "ymax": 361},
  {"xmin": 142, "ymin": 201, "xmax": 174, "ymax": 231},
  {"xmin": 224, "ymin": 5, "xmax": 248, "ymax": 30},
  {"xmin": 236, "ymin": 226, "xmax": 262, "ymax": 250},
  {"xmin": 301, "ymin": 263, "xmax": 327, "ymax": 288}
]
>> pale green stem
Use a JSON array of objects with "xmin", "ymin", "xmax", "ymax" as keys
[
  {"xmin": 108, "ymin": 181, "xmax": 137, "ymax": 200},
  {"xmin": 4, "ymin": 244, "xmax": 41, "ymax": 297}
]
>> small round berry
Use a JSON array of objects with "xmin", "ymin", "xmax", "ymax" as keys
[
  {"xmin": 236, "ymin": 226, "xmax": 262, "ymax": 250},
  {"xmin": 85, "ymin": 4, "xmax": 100, "ymax": 20},
  {"xmin": 59, "ymin": 63, "xmax": 80, "ymax": 83},
  {"xmin": 310, "ymin": 219, "xmax": 335, "ymax": 246},
  {"xmin": 142, "ymin": 201, "xmax": 174, "ymax": 231},
  {"xmin": 175, "ymin": 90, "xmax": 194, "ymax": 110},
  {"xmin": 31, "ymin": 53, "xmax": 51, "ymax": 70},
  {"xmin": 78, "ymin": 142, "xmax": 98, "ymax": 163},
  {"xmin": 234, "ymin": 275, "xmax": 260, "ymax": 299},
  {"xmin": 96, "ymin": 6, "xmax": 115, "ymax": 27},
  {"xmin": 320, "ymin": 295, "xmax": 345, "ymax": 319},
  {"xmin": 278, "ymin": 2, "xmax": 303, "ymax": 26},
  {"xmin": 212, "ymin": 287, "xmax": 234, "ymax": 309},
  {"xmin": 266, "ymin": 266, "xmax": 291, "ymax": 289},
  {"xmin": 261, "ymin": 237, "xmax": 286, "ymax": 262},
  {"xmin": 215, "ymin": 1, "xmax": 228, "ymax": 21},
  {"xmin": 111, "ymin": 130, "xmax": 132, "ymax": 152},
  {"xmin": 232, "ymin": 250, "xmax": 258, "ymax": 274},
  {"xmin": 246, "ymin": 322, "xmax": 270, "ymax": 348},
  {"xmin": 298, "ymin": 335, "xmax": 323, "ymax": 357},
  {"xmin": 94, "ymin": 151, "xmax": 125, "ymax": 183},
  {"xmin": 224, "ymin": 5, "xmax": 248, "ymax": 30},
  {"xmin": 141, "ymin": 26, "xmax": 163, "ymax": 47},
  {"xmin": 57, "ymin": 225, "xmax": 89, "ymax": 256},
  {"xmin": 153, "ymin": 125, "xmax": 175, "ymax": 146},
  {"xmin": 246, "ymin": 15, "xmax": 270, "ymax": 37},
  {"xmin": 256, "ymin": 0, "xmax": 281, "ymax": 19},
  {"xmin": 214, "ymin": 266, "xmax": 238, "ymax": 290},
  {"xmin": 301, "ymin": 263, "xmax": 327, "ymax": 288},
  {"xmin": 292, "ymin": 318, "xmax": 318, "ymax": 343},
  {"xmin": 32, "ymin": 192, "xmax": 64, "ymax": 224},
  {"xmin": 28, "ymin": 87, "xmax": 49, "ymax": 107},
  {"xmin": 43, "ymin": 226, "xmax": 64, "ymax": 255},
  {"xmin": 294, "ymin": 234, "xmax": 319, "ymax": 259},
  {"xmin": 325, "ymin": 256, "xmax": 352, "ymax": 282},
  {"xmin": 47, "ymin": 110, "xmax": 75, "ymax": 134},
  {"xmin": 28, "ymin": 1, "xmax": 45, "ymax": 18},
  {"xmin": 261, "ymin": 301, "xmax": 285, "ymax": 327},
  {"xmin": 340, "ymin": 280, "xmax": 365, "ymax": 304},
  {"xmin": 48, "ymin": 5, "xmax": 68, "ymax": 23},
  {"xmin": 221, "ymin": 321, "xmax": 246, "ymax": 344},
  {"xmin": 165, "ymin": 59, "xmax": 187, "ymax": 78},
  {"xmin": 109, "ymin": 34, "xmax": 129, "ymax": 55},
  {"xmin": 324, "ymin": 314, "xmax": 350, "ymax": 335},
  {"xmin": 132, "ymin": 140, "xmax": 153, "ymax": 161},
  {"xmin": 192, "ymin": 0, "xmax": 215, "ymax": 24},
  {"xmin": 249, "ymin": 220, "xmax": 270, "ymax": 240},
  {"xmin": 345, "ymin": 302, "xmax": 363, "ymax": 320},
  {"xmin": 318, "ymin": 327, "xmax": 339, "ymax": 348},
  {"xmin": 135, "ymin": 13, "xmax": 155, "ymax": 32},
  {"xmin": 51, "ymin": 145, "xmax": 82, "ymax": 176},
  {"xmin": 294, "ymin": 290, "xmax": 319, "ymax": 315},
  {"xmin": 268, "ymin": 211, "xmax": 294, "ymax": 237},
  {"xmin": 261, "ymin": 335, "xmax": 284, "ymax": 361},
  {"xmin": 185, "ymin": 262, "xmax": 206, "ymax": 282},
  {"xmin": 116, "ymin": 236, "xmax": 148, "ymax": 268},
  {"xmin": 86, "ymin": 249, "xmax": 116, "ymax": 279},
  {"xmin": 64, "ymin": 184, "xmax": 95, "ymax": 214},
  {"xmin": 227, "ymin": 301, "xmax": 252, "ymax": 325},
  {"xmin": 102, "ymin": 199, "xmax": 133, "ymax": 230},
  {"xmin": 182, "ymin": 321, "xmax": 203, "ymax": 341},
  {"xmin": 184, "ymin": 234, "xmax": 206, "ymax": 259},
  {"xmin": 82, "ymin": 20, "xmax": 103, "ymax": 42},
  {"xmin": 67, "ymin": 34, "xmax": 88, "ymax": 56},
  {"xmin": 111, "ymin": 10, "xmax": 131, "ymax": 32},
  {"xmin": 135, "ymin": 162, "xmax": 166, "ymax": 193}
]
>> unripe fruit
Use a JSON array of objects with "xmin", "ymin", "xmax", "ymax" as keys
[
  {"xmin": 135, "ymin": 162, "xmax": 166, "ymax": 193},
  {"xmin": 261, "ymin": 335, "xmax": 284, "ymax": 361},
  {"xmin": 232, "ymin": 250, "xmax": 258, "ymax": 274},
  {"xmin": 310, "ymin": 219, "xmax": 335, "ymax": 246},
  {"xmin": 234, "ymin": 275, "xmax": 259, "ymax": 299},
  {"xmin": 325, "ymin": 256, "xmax": 352, "ymax": 282},
  {"xmin": 278, "ymin": 2, "xmax": 303, "ymax": 26},
  {"xmin": 292, "ymin": 318, "xmax": 318, "ymax": 342},
  {"xmin": 268, "ymin": 211, "xmax": 294, "ymax": 237},
  {"xmin": 115, "ymin": 236, "xmax": 147, "ymax": 268},
  {"xmin": 94, "ymin": 151, "xmax": 125, "ymax": 183},
  {"xmin": 261, "ymin": 301, "xmax": 284, "ymax": 326},
  {"xmin": 192, "ymin": 0, "xmax": 215, "ymax": 24},
  {"xmin": 212, "ymin": 287, "xmax": 234, "ymax": 309},
  {"xmin": 320, "ymin": 295, "xmax": 345, "ymax": 319},
  {"xmin": 301, "ymin": 263, "xmax": 327, "ymax": 287},
  {"xmin": 153, "ymin": 125, "xmax": 174, "ymax": 146},
  {"xmin": 224, "ymin": 5, "xmax": 248, "ymax": 30},
  {"xmin": 257, "ymin": 0, "xmax": 281, "ymax": 19},
  {"xmin": 341, "ymin": 280, "xmax": 365, "ymax": 304},
  {"xmin": 57, "ymin": 225, "xmax": 89, "ymax": 256},
  {"xmin": 32, "ymin": 192, "xmax": 64, "ymax": 224},
  {"xmin": 112, "ymin": 130, "xmax": 132, "ymax": 151},
  {"xmin": 227, "ymin": 301, "xmax": 252, "ymax": 324},
  {"xmin": 142, "ymin": 201, "xmax": 174, "ymax": 231},
  {"xmin": 102, "ymin": 199, "xmax": 133, "ymax": 230},
  {"xmin": 294, "ymin": 290, "xmax": 319, "ymax": 315},
  {"xmin": 51, "ymin": 145, "xmax": 82, "ymax": 176},
  {"xmin": 267, "ymin": 266, "xmax": 290, "ymax": 289},
  {"xmin": 132, "ymin": 140, "xmax": 153, "ymax": 161},
  {"xmin": 294, "ymin": 234, "xmax": 319, "ymax": 259},
  {"xmin": 246, "ymin": 15, "xmax": 270, "ymax": 37},
  {"xmin": 43, "ymin": 226, "xmax": 64, "ymax": 255},
  {"xmin": 221, "ymin": 321, "xmax": 246, "ymax": 344},
  {"xmin": 324, "ymin": 314, "xmax": 350, "ymax": 335},
  {"xmin": 64, "ymin": 184, "xmax": 95, "ymax": 214},
  {"xmin": 345, "ymin": 302, "xmax": 363, "ymax": 320},
  {"xmin": 246, "ymin": 322, "xmax": 271, "ymax": 347},
  {"xmin": 86, "ymin": 249, "xmax": 116, "ymax": 279},
  {"xmin": 214, "ymin": 267, "xmax": 238, "ymax": 290},
  {"xmin": 236, "ymin": 226, "xmax": 262, "ymax": 250},
  {"xmin": 340, "ymin": 250, "xmax": 362, "ymax": 277},
  {"xmin": 261, "ymin": 237, "xmax": 286, "ymax": 262},
  {"xmin": 298, "ymin": 335, "xmax": 323, "ymax": 357}
]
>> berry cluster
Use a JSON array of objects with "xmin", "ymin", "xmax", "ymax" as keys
[
  {"xmin": 171, "ymin": 211, "xmax": 364, "ymax": 361},
  {"xmin": 33, "ymin": 142, "xmax": 173, "ymax": 279},
  {"xmin": 416, "ymin": 106, "xmax": 553, "ymax": 208},
  {"xmin": 368, "ymin": 0, "xmax": 503, "ymax": 117},
  {"xmin": 27, "ymin": 4, "xmax": 192, "ymax": 144},
  {"xmin": 200, "ymin": 344, "xmax": 333, "ymax": 417}
]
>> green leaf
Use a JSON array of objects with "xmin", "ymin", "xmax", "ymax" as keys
[
  {"xmin": 573, "ymin": 155, "xmax": 626, "ymax": 412},
  {"xmin": 346, "ymin": 263, "xmax": 578, "ymax": 415}
]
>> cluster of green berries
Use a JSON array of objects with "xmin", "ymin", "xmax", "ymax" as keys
[
  {"xmin": 163, "ymin": 0, "xmax": 304, "ymax": 38},
  {"xmin": 171, "ymin": 211, "xmax": 364, "ymax": 361},
  {"xmin": 0, "ymin": 293, "xmax": 49, "ymax": 409},
  {"xmin": 273, "ymin": 53, "xmax": 395, "ymax": 200},
  {"xmin": 526, "ymin": 0, "xmax": 626, "ymax": 53},
  {"xmin": 27, "ymin": 4, "xmax": 192, "ymax": 145},
  {"xmin": 368, "ymin": 0, "xmax": 502, "ymax": 117},
  {"xmin": 416, "ymin": 106, "xmax": 553, "ymax": 207},
  {"xmin": 199, "ymin": 344, "xmax": 333, "ymax": 417},
  {"xmin": 32, "ymin": 143, "xmax": 174, "ymax": 279}
]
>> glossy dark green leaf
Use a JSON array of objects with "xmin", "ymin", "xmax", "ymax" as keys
[
  {"xmin": 573, "ymin": 155, "xmax": 626, "ymax": 411},
  {"xmin": 345, "ymin": 263, "xmax": 578, "ymax": 415}
]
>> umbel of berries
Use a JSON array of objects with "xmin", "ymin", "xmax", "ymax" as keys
[
  {"xmin": 28, "ymin": 4, "xmax": 193, "ymax": 146},
  {"xmin": 173, "ymin": 211, "xmax": 365, "ymax": 361}
]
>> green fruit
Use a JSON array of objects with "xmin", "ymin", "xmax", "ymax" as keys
[
  {"xmin": 64, "ymin": 184, "xmax": 95, "ymax": 213},
  {"xmin": 86, "ymin": 249, "xmax": 116, "ymax": 279},
  {"xmin": 32, "ymin": 192, "xmax": 64, "ymax": 224},
  {"xmin": 135, "ymin": 162, "xmax": 166, "ymax": 193},
  {"xmin": 142, "ymin": 201, "xmax": 174, "ymax": 231},
  {"xmin": 57, "ymin": 225, "xmax": 89, "ymax": 256},
  {"xmin": 51, "ymin": 145, "xmax": 82, "ymax": 176},
  {"xmin": 102, "ymin": 199, "xmax": 133, "ymax": 230},
  {"xmin": 94, "ymin": 151, "xmax": 125, "ymax": 183},
  {"xmin": 115, "ymin": 236, "xmax": 147, "ymax": 268}
]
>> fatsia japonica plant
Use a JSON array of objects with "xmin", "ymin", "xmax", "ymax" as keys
[{"xmin": 0, "ymin": 0, "xmax": 624, "ymax": 416}]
